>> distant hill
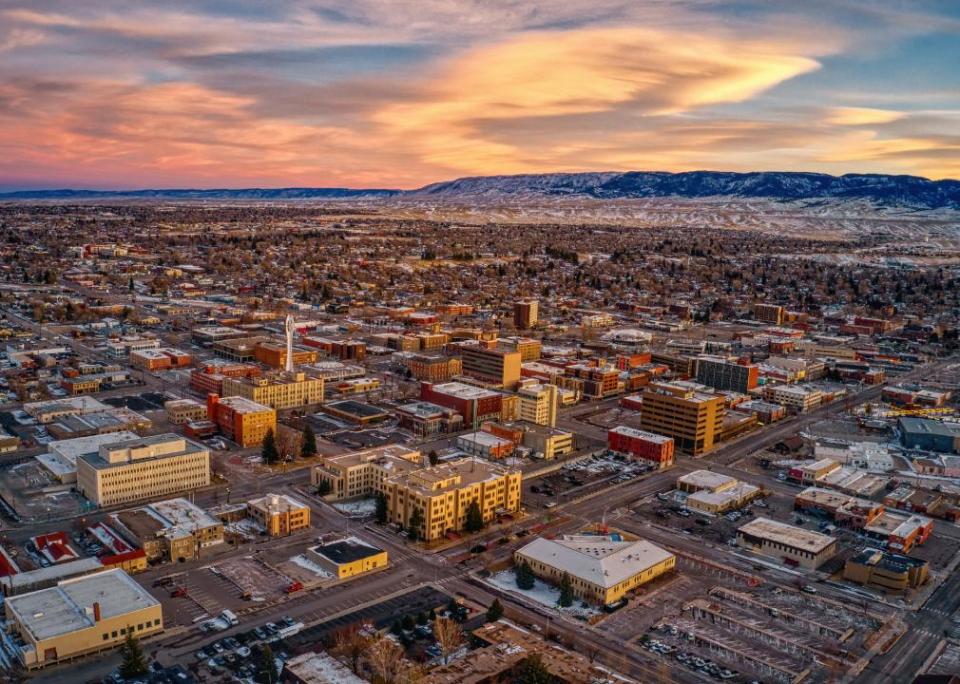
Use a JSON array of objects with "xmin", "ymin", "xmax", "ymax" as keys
[
  {"xmin": 413, "ymin": 171, "xmax": 960, "ymax": 210},
  {"xmin": 3, "ymin": 171, "xmax": 959, "ymax": 209},
  {"xmin": 0, "ymin": 187, "xmax": 400, "ymax": 200}
]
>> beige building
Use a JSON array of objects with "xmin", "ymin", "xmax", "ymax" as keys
[
  {"xmin": 737, "ymin": 517, "xmax": 837, "ymax": 569},
  {"xmin": 460, "ymin": 342, "xmax": 522, "ymax": 389},
  {"xmin": 311, "ymin": 444, "xmax": 423, "ymax": 500},
  {"xmin": 246, "ymin": 493, "xmax": 311, "ymax": 536},
  {"xmin": 113, "ymin": 498, "xmax": 223, "ymax": 563},
  {"xmin": 517, "ymin": 383, "xmax": 558, "ymax": 427},
  {"xmin": 523, "ymin": 425, "xmax": 574, "ymax": 459},
  {"xmin": 221, "ymin": 371, "xmax": 324, "ymax": 410},
  {"xmin": 164, "ymin": 398, "xmax": 207, "ymax": 425},
  {"xmin": 515, "ymin": 534, "xmax": 675, "ymax": 605},
  {"xmin": 76, "ymin": 434, "xmax": 210, "ymax": 507},
  {"xmin": 382, "ymin": 458, "xmax": 522, "ymax": 542},
  {"xmin": 4, "ymin": 569, "xmax": 163, "ymax": 669},
  {"xmin": 677, "ymin": 470, "xmax": 761, "ymax": 515}
]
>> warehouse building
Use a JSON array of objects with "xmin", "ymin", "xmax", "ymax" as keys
[
  {"xmin": 4, "ymin": 569, "xmax": 162, "ymax": 669},
  {"xmin": 306, "ymin": 536, "xmax": 387, "ymax": 579},
  {"xmin": 898, "ymin": 417, "xmax": 960, "ymax": 454},
  {"xmin": 515, "ymin": 534, "xmax": 675, "ymax": 606},
  {"xmin": 677, "ymin": 470, "xmax": 761, "ymax": 515}
]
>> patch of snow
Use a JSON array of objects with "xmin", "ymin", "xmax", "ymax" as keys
[
  {"xmin": 332, "ymin": 498, "xmax": 377, "ymax": 517},
  {"xmin": 486, "ymin": 570, "xmax": 601, "ymax": 619},
  {"xmin": 290, "ymin": 554, "xmax": 334, "ymax": 578}
]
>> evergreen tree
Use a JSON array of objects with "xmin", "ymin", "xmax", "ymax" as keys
[
  {"xmin": 316, "ymin": 479, "xmax": 332, "ymax": 496},
  {"xmin": 428, "ymin": 449, "xmax": 439, "ymax": 466},
  {"xmin": 300, "ymin": 424, "xmax": 317, "ymax": 458},
  {"xmin": 401, "ymin": 614, "xmax": 415, "ymax": 631},
  {"xmin": 486, "ymin": 598, "xmax": 504, "ymax": 623},
  {"xmin": 261, "ymin": 428, "xmax": 279, "ymax": 465},
  {"xmin": 375, "ymin": 492, "xmax": 388, "ymax": 524},
  {"xmin": 416, "ymin": 611, "xmax": 428, "ymax": 626},
  {"xmin": 558, "ymin": 572, "xmax": 574, "ymax": 607},
  {"xmin": 256, "ymin": 644, "xmax": 276, "ymax": 684},
  {"xmin": 515, "ymin": 561, "xmax": 535, "ymax": 590},
  {"xmin": 464, "ymin": 500, "xmax": 484, "ymax": 532},
  {"xmin": 408, "ymin": 507, "xmax": 424, "ymax": 542},
  {"xmin": 119, "ymin": 632, "xmax": 149, "ymax": 678}
]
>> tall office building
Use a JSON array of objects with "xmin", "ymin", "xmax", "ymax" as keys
[
  {"xmin": 461, "ymin": 341, "xmax": 522, "ymax": 389},
  {"xmin": 513, "ymin": 299, "xmax": 539, "ymax": 330},
  {"xmin": 76, "ymin": 434, "xmax": 210, "ymax": 507},
  {"xmin": 754, "ymin": 303, "xmax": 785, "ymax": 325},
  {"xmin": 695, "ymin": 356, "xmax": 759, "ymax": 393},
  {"xmin": 517, "ymin": 383, "xmax": 558, "ymax": 427},
  {"xmin": 639, "ymin": 382, "xmax": 725, "ymax": 456}
]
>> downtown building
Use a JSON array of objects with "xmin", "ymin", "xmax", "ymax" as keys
[
  {"xmin": 694, "ymin": 355, "xmax": 759, "ymax": 393},
  {"xmin": 639, "ymin": 382, "xmax": 726, "ymax": 456}
]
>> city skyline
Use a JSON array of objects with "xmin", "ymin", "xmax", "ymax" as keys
[{"xmin": 1, "ymin": 0, "xmax": 959, "ymax": 190}]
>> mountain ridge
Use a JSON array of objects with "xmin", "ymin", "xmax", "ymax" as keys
[{"xmin": 3, "ymin": 170, "xmax": 959, "ymax": 209}]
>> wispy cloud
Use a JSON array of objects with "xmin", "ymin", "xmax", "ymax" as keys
[{"xmin": 0, "ymin": 0, "xmax": 957, "ymax": 188}]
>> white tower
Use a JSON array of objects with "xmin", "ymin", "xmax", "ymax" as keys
[{"xmin": 284, "ymin": 314, "xmax": 295, "ymax": 373}]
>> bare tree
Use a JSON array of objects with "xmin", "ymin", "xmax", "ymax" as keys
[
  {"xmin": 364, "ymin": 635, "xmax": 422, "ymax": 684},
  {"xmin": 331, "ymin": 623, "xmax": 370, "ymax": 675},
  {"xmin": 432, "ymin": 616, "xmax": 464, "ymax": 665}
]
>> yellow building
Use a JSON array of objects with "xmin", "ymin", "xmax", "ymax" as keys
[
  {"xmin": 306, "ymin": 536, "xmax": 388, "ymax": 579},
  {"xmin": 76, "ymin": 434, "xmax": 210, "ymax": 508},
  {"xmin": 517, "ymin": 383, "xmax": 558, "ymax": 427},
  {"xmin": 677, "ymin": 470, "xmax": 761, "ymax": 515},
  {"xmin": 4, "ymin": 569, "xmax": 163, "ymax": 669},
  {"xmin": 382, "ymin": 458, "xmax": 522, "ymax": 542},
  {"xmin": 515, "ymin": 534, "xmax": 676, "ymax": 605},
  {"xmin": 737, "ymin": 517, "xmax": 837, "ymax": 569},
  {"xmin": 221, "ymin": 371, "xmax": 324, "ymax": 410},
  {"xmin": 246, "ymin": 493, "xmax": 311, "ymax": 536},
  {"xmin": 500, "ymin": 336, "xmax": 542, "ymax": 361},
  {"xmin": 639, "ymin": 382, "xmax": 726, "ymax": 456},
  {"xmin": 311, "ymin": 445, "xmax": 423, "ymax": 500},
  {"xmin": 843, "ymin": 548, "xmax": 928, "ymax": 593}
]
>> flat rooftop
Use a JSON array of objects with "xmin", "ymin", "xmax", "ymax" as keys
[
  {"xmin": 738, "ymin": 517, "xmax": 836, "ymax": 553},
  {"xmin": 609, "ymin": 425, "xmax": 673, "ymax": 443},
  {"xmin": 428, "ymin": 381, "xmax": 501, "ymax": 401},
  {"xmin": 389, "ymin": 457, "xmax": 516, "ymax": 494},
  {"xmin": 677, "ymin": 469, "xmax": 737, "ymax": 492},
  {"xmin": 49, "ymin": 431, "xmax": 140, "ymax": 465},
  {"xmin": 311, "ymin": 537, "xmax": 383, "ymax": 565},
  {"xmin": 395, "ymin": 401, "xmax": 456, "ymax": 419},
  {"xmin": 323, "ymin": 400, "xmax": 389, "ymax": 417}
]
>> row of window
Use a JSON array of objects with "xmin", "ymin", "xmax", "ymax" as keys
[{"xmin": 101, "ymin": 619, "xmax": 161, "ymax": 641}]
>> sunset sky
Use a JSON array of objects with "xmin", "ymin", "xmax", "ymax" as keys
[{"xmin": 1, "ymin": 1, "xmax": 959, "ymax": 190}]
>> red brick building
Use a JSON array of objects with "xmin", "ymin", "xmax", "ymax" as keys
[{"xmin": 607, "ymin": 426, "xmax": 675, "ymax": 468}]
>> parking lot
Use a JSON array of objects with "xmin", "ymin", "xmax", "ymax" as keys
[
  {"xmin": 525, "ymin": 451, "xmax": 656, "ymax": 508},
  {"xmin": 0, "ymin": 460, "xmax": 92, "ymax": 520}
]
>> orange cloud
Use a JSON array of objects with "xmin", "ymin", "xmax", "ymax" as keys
[
  {"xmin": 374, "ymin": 27, "xmax": 821, "ymax": 174},
  {"xmin": 826, "ymin": 107, "xmax": 905, "ymax": 125}
]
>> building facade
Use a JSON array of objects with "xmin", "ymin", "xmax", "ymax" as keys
[{"xmin": 639, "ymin": 382, "xmax": 725, "ymax": 456}]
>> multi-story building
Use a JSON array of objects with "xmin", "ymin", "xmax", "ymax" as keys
[
  {"xmin": 565, "ymin": 364, "xmax": 621, "ymax": 399},
  {"xmin": 607, "ymin": 426, "xmax": 675, "ymax": 468},
  {"xmin": 898, "ymin": 417, "xmax": 960, "ymax": 453},
  {"xmin": 762, "ymin": 385, "xmax": 824, "ymax": 413},
  {"xmin": 694, "ymin": 356, "xmax": 758, "ymax": 393},
  {"xmin": 394, "ymin": 401, "xmax": 463, "ymax": 436},
  {"xmin": 382, "ymin": 458, "xmax": 522, "ymax": 542},
  {"xmin": 460, "ymin": 341, "xmax": 522, "ymax": 389},
  {"xmin": 212, "ymin": 336, "xmax": 269, "ymax": 362},
  {"xmin": 129, "ymin": 348, "xmax": 192, "ymax": 371},
  {"xmin": 517, "ymin": 383, "xmax": 558, "ymax": 427},
  {"xmin": 246, "ymin": 493, "xmax": 311, "ymax": 536},
  {"xmin": 863, "ymin": 510, "xmax": 933, "ymax": 553},
  {"xmin": 113, "ymin": 498, "xmax": 223, "ymax": 563},
  {"xmin": 406, "ymin": 354, "xmax": 463, "ymax": 382},
  {"xmin": 164, "ymin": 398, "xmax": 207, "ymax": 425},
  {"xmin": 76, "ymin": 434, "xmax": 210, "ymax": 508},
  {"xmin": 499, "ymin": 336, "xmax": 542, "ymax": 362},
  {"xmin": 518, "ymin": 424, "xmax": 574, "ymax": 460},
  {"xmin": 420, "ymin": 381, "xmax": 505, "ymax": 427},
  {"xmin": 4, "ymin": 569, "xmax": 163, "ymax": 669},
  {"xmin": 311, "ymin": 445, "xmax": 423, "ymax": 500},
  {"xmin": 843, "ymin": 548, "xmax": 928, "ymax": 593},
  {"xmin": 513, "ymin": 299, "xmax": 538, "ymax": 330},
  {"xmin": 221, "ymin": 371, "xmax": 324, "ymax": 410},
  {"xmin": 457, "ymin": 431, "xmax": 515, "ymax": 460},
  {"xmin": 754, "ymin": 303, "xmax": 785, "ymax": 324},
  {"xmin": 515, "ymin": 534, "xmax": 675, "ymax": 605},
  {"xmin": 677, "ymin": 470, "xmax": 760, "ymax": 515},
  {"xmin": 639, "ymin": 382, "xmax": 725, "ymax": 456},
  {"xmin": 736, "ymin": 517, "xmax": 837, "ymax": 569},
  {"xmin": 206, "ymin": 394, "xmax": 276, "ymax": 447},
  {"xmin": 254, "ymin": 342, "xmax": 319, "ymax": 369},
  {"xmin": 188, "ymin": 363, "xmax": 260, "ymax": 395}
]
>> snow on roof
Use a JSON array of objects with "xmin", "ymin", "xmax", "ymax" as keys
[{"xmin": 516, "ymin": 535, "xmax": 674, "ymax": 590}]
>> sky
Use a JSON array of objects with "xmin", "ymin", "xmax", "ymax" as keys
[{"xmin": 1, "ymin": 0, "xmax": 959, "ymax": 190}]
